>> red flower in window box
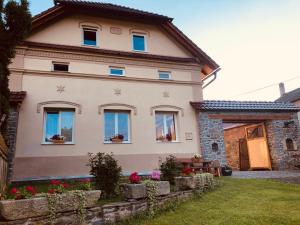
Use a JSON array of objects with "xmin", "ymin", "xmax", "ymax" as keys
[{"xmin": 129, "ymin": 172, "xmax": 141, "ymax": 184}]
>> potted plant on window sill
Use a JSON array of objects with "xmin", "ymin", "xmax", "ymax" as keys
[
  {"xmin": 157, "ymin": 133, "xmax": 173, "ymax": 142},
  {"xmin": 50, "ymin": 134, "xmax": 65, "ymax": 144},
  {"xmin": 110, "ymin": 134, "xmax": 124, "ymax": 143}
]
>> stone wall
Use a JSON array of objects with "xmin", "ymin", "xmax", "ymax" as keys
[
  {"xmin": 198, "ymin": 113, "xmax": 227, "ymax": 165},
  {"xmin": 0, "ymin": 190, "xmax": 196, "ymax": 225},
  {"xmin": 6, "ymin": 107, "xmax": 19, "ymax": 183},
  {"xmin": 265, "ymin": 114, "xmax": 300, "ymax": 170}
]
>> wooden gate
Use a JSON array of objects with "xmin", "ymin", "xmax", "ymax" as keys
[
  {"xmin": 245, "ymin": 124, "xmax": 272, "ymax": 170},
  {"xmin": 239, "ymin": 138, "xmax": 250, "ymax": 171}
]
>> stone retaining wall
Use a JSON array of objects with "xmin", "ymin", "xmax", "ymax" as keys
[{"xmin": 0, "ymin": 190, "xmax": 197, "ymax": 225}]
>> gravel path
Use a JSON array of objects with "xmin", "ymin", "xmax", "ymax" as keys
[{"xmin": 232, "ymin": 171, "xmax": 300, "ymax": 179}]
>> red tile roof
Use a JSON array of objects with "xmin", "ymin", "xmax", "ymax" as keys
[{"xmin": 9, "ymin": 91, "xmax": 26, "ymax": 103}]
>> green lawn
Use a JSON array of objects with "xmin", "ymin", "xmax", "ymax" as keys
[{"xmin": 118, "ymin": 178, "xmax": 300, "ymax": 225}]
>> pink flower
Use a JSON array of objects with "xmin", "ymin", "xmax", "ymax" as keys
[
  {"xmin": 10, "ymin": 187, "xmax": 18, "ymax": 195},
  {"xmin": 150, "ymin": 171, "xmax": 161, "ymax": 181}
]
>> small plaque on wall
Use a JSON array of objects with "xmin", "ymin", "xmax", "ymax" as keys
[
  {"xmin": 185, "ymin": 132, "xmax": 193, "ymax": 140},
  {"xmin": 110, "ymin": 27, "xmax": 122, "ymax": 35}
]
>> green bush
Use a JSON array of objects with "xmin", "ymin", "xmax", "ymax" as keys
[
  {"xmin": 159, "ymin": 155, "xmax": 182, "ymax": 185},
  {"xmin": 88, "ymin": 152, "xmax": 122, "ymax": 198}
]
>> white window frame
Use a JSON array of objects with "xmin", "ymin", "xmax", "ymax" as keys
[
  {"xmin": 82, "ymin": 27, "xmax": 99, "ymax": 47},
  {"xmin": 109, "ymin": 67, "xmax": 125, "ymax": 77},
  {"xmin": 104, "ymin": 111, "xmax": 131, "ymax": 144},
  {"xmin": 42, "ymin": 109, "xmax": 75, "ymax": 145},
  {"xmin": 155, "ymin": 111, "xmax": 179, "ymax": 143},
  {"xmin": 132, "ymin": 33, "xmax": 147, "ymax": 52},
  {"xmin": 52, "ymin": 62, "xmax": 69, "ymax": 72},
  {"xmin": 158, "ymin": 71, "xmax": 171, "ymax": 80}
]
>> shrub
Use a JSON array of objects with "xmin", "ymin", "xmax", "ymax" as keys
[
  {"xmin": 88, "ymin": 152, "xmax": 122, "ymax": 198},
  {"xmin": 159, "ymin": 155, "xmax": 182, "ymax": 185}
]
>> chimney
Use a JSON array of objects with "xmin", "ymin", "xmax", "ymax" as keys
[{"xmin": 279, "ymin": 82, "xmax": 285, "ymax": 97}]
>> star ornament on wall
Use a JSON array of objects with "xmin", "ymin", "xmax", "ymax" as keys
[{"xmin": 57, "ymin": 85, "xmax": 65, "ymax": 93}]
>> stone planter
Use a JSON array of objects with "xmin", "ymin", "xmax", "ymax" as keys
[
  {"xmin": 122, "ymin": 181, "xmax": 170, "ymax": 200},
  {"xmin": 175, "ymin": 176, "xmax": 197, "ymax": 191},
  {"xmin": 0, "ymin": 190, "xmax": 101, "ymax": 221}
]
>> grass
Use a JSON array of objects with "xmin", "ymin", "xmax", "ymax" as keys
[{"xmin": 117, "ymin": 178, "xmax": 300, "ymax": 225}]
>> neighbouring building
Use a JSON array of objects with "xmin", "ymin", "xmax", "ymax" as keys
[
  {"xmin": 7, "ymin": 0, "xmax": 300, "ymax": 181},
  {"xmin": 276, "ymin": 83, "xmax": 300, "ymax": 123}
]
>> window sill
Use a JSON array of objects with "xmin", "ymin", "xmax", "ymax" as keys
[
  {"xmin": 156, "ymin": 141, "xmax": 180, "ymax": 144},
  {"xmin": 104, "ymin": 142, "xmax": 132, "ymax": 144},
  {"xmin": 41, "ymin": 142, "xmax": 75, "ymax": 145},
  {"xmin": 82, "ymin": 44, "xmax": 99, "ymax": 48},
  {"xmin": 132, "ymin": 49, "xmax": 148, "ymax": 53}
]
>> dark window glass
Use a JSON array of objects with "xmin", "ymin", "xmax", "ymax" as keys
[
  {"xmin": 212, "ymin": 143, "xmax": 219, "ymax": 152},
  {"xmin": 53, "ymin": 63, "xmax": 69, "ymax": 72},
  {"xmin": 286, "ymin": 138, "xmax": 294, "ymax": 151},
  {"xmin": 83, "ymin": 29, "xmax": 97, "ymax": 46}
]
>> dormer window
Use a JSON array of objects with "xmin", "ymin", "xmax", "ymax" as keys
[
  {"xmin": 132, "ymin": 34, "xmax": 146, "ymax": 52},
  {"xmin": 83, "ymin": 28, "xmax": 97, "ymax": 46}
]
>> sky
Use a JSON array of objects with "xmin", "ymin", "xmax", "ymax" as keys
[{"xmin": 28, "ymin": 0, "xmax": 300, "ymax": 101}]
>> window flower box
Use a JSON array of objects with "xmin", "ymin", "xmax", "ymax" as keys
[
  {"xmin": 0, "ymin": 190, "xmax": 101, "ymax": 221},
  {"xmin": 110, "ymin": 134, "xmax": 124, "ymax": 143},
  {"xmin": 49, "ymin": 134, "xmax": 65, "ymax": 144},
  {"xmin": 121, "ymin": 181, "xmax": 170, "ymax": 200}
]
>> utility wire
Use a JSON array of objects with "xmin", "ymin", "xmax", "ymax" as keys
[{"xmin": 227, "ymin": 76, "xmax": 300, "ymax": 98}]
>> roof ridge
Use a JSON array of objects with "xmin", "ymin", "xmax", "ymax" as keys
[{"xmin": 54, "ymin": 0, "xmax": 172, "ymax": 21}]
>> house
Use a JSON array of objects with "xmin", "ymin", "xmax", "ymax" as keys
[
  {"xmin": 276, "ymin": 83, "xmax": 300, "ymax": 123},
  {"xmin": 7, "ymin": 1, "xmax": 300, "ymax": 182}
]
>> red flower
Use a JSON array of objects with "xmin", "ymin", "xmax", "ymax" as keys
[
  {"xmin": 48, "ymin": 189, "xmax": 56, "ymax": 194},
  {"xmin": 80, "ymin": 179, "xmax": 90, "ymax": 183},
  {"xmin": 25, "ymin": 186, "xmax": 36, "ymax": 195},
  {"xmin": 10, "ymin": 187, "xmax": 18, "ymax": 195},
  {"xmin": 129, "ymin": 172, "xmax": 141, "ymax": 184},
  {"xmin": 182, "ymin": 167, "xmax": 194, "ymax": 176},
  {"xmin": 50, "ymin": 180, "xmax": 61, "ymax": 185},
  {"xmin": 62, "ymin": 183, "xmax": 70, "ymax": 189}
]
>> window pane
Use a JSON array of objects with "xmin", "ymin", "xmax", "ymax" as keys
[
  {"xmin": 104, "ymin": 112, "xmax": 115, "ymax": 142},
  {"xmin": 118, "ymin": 113, "xmax": 129, "ymax": 141},
  {"xmin": 61, "ymin": 111, "xmax": 74, "ymax": 142},
  {"xmin": 133, "ymin": 35, "xmax": 145, "ymax": 51},
  {"xmin": 159, "ymin": 72, "xmax": 170, "ymax": 80},
  {"xmin": 53, "ymin": 64, "xmax": 69, "ymax": 72},
  {"xmin": 155, "ymin": 113, "xmax": 164, "ymax": 141},
  {"xmin": 45, "ymin": 112, "xmax": 59, "ymax": 142},
  {"xmin": 246, "ymin": 125, "xmax": 264, "ymax": 139},
  {"xmin": 166, "ymin": 114, "xmax": 176, "ymax": 141},
  {"xmin": 110, "ymin": 68, "xmax": 124, "ymax": 76},
  {"xmin": 83, "ymin": 29, "xmax": 97, "ymax": 46}
]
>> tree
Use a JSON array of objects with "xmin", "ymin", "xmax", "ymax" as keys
[{"xmin": 0, "ymin": 0, "xmax": 31, "ymax": 137}]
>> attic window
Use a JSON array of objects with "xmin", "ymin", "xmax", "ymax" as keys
[
  {"xmin": 53, "ymin": 62, "xmax": 69, "ymax": 72},
  {"xmin": 132, "ymin": 34, "xmax": 146, "ymax": 52},
  {"xmin": 83, "ymin": 28, "xmax": 97, "ymax": 46}
]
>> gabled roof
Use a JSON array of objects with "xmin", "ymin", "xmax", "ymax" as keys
[
  {"xmin": 30, "ymin": 0, "xmax": 219, "ymax": 72},
  {"xmin": 276, "ymin": 88, "xmax": 300, "ymax": 103},
  {"xmin": 190, "ymin": 100, "xmax": 300, "ymax": 112}
]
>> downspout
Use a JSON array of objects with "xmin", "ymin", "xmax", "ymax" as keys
[{"xmin": 202, "ymin": 67, "xmax": 221, "ymax": 89}]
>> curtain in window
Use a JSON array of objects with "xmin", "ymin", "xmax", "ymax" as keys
[{"xmin": 61, "ymin": 111, "xmax": 74, "ymax": 142}]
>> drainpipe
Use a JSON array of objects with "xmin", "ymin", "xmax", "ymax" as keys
[{"xmin": 202, "ymin": 67, "xmax": 221, "ymax": 89}]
